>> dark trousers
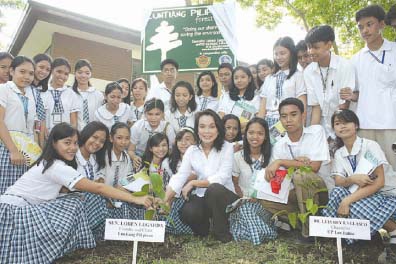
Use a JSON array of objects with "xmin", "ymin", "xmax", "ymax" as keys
[{"xmin": 180, "ymin": 183, "xmax": 239, "ymax": 241}]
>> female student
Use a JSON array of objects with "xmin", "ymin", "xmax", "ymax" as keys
[
  {"xmin": 196, "ymin": 71, "xmax": 219, "ymax": 112},
  {"xmin": 0, "ymin": 52, "xmax": 14, "ymax": 84},
  {"xmin": 248, "ymin": 64, "xmax": 259, "ymax": 90},
  {"xmin": 94, "ymin": 81, "xmax": 133, "ymax": 131},
  {"xmin": 218, "ymin": 66, "xmax": 261, "ymax": 127},
  {"xmin": 129, "ymin": 98, "xmax": 175, "ymax": 170},
  {"xmin": 72, "ymin": 59, "xmax": 104, "ymax": 131},
  {"xmin": 0, "ymin": 123, "xmax": 152, "ymax": 263},
  {"xmin": 223, "ymin": 114, "xmax": 242, "ymax": 153},
  {"xmin": 0, "ymin": 56, "xmax": 36, "ymax": 194},
  {"xmin": 256, "ymin": 58, "xmax": 274, "ymax": 94},
  {"xmin": 42, "ymin": 57, "xmax": 80, "ymax": 131},
  {"xmin": 130, "ymin": 78, "xmax": 147, "ymax": 124},
  {"xmin": 118, "ymin": 78, "xmax": 131, "ymax": 105},
  {"xmin": 229, "ymin": 117, "xmax": 277, "ymax": 245},
  {"xmin": 322, "ymin": 109, "xmax": 396, "ymax": 244},
  {"xmin": 165, "ymin": 109, "xmax": 238, "ymax": 243},
  {"xmin": 257, "ymin": 37, "xmax": 306, "ymax": 128},
  {"xmin": 165, "ymin": 80, "xmax": 197, "ymax": 133}
]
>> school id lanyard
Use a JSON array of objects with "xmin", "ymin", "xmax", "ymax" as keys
[
  {"xmin": 16, "ymin": 93, "xmax": 29, "ymax": 128},
  {"xmin": 368, "ymin": 50, "xmax": 386, "ymax": 64}
]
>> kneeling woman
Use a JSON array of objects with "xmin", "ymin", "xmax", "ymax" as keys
[
  {"xmin": 0, "ymin": 123, "xmax": 152, "ymax": 263},
  {"xmin": 322, "ymin": 109, "xmax": 396, "ymax": 244},
  {"xmin": 165, "ymin": 109, "xmax": 238, "ymax": 243}
]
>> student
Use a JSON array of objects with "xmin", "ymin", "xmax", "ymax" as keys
[
  {"xmin": 94, "ymin": 81, "xmax": 132, "ymax": 131},
  {"xmin": 248, "ymin": 64, "xmax": 259, "ymax": 89},
  {"xmin": 165, "ymin": 80, "xmax": 197, "ymax": 133},
  {"xmin": 0, "ymin": 52, "xmax": 14, "ymax": 84},
  {"xmin": 165, "ymin": 109, "xmax": 237, "ymax": 243},
  {"xmin": 146, "ymin": 59, "xmax": 179, "ymax": 111},
  {"xmin": 217, "ymin": 62, "xmax": 233, "ymax": 96},
  {"xmin": 343, "ymin": 5, "xmax": 396, "ymax": 171},
  {"xmin": 256, "ymin": 58, "xmax": 274, "ymax": 93},
  {"xmin": 230, "ymin": 117, "xmax": 277, "ymax": 245},
  {"xmin": 304, "ymin": 25, "xmax": 355, "ymax": 143},
  {"xmin": 0, "ymin": 56, "xmax": 36, "ymax": 194},
  {"xmin": 130, "ymin": 78, "xmax": 148, "ymax": 124},
  {"xmin": 218, "ymin": 66, "xmax": 261, "ymax": 127},
  {"xmin": 386, "ymin": 5, "xmax": 396, "ymax": 31},
  {"xmin": 296, "ymin": 40, "xmax": 312, "ymax": 69},
  {"xmin": 261, "ymin": 98, "xmax": 329, "ymax": 241},
  {"xmin": 129, "ymin": 98, "xmax": 175, "ymax": 170},
  {"xmin": 223, "ymin": 114, "xmax": 242, "ymax": 153},
  {"xmin": 0, "ymin": 123, "xmax": 152, "ymax": 263},
  {"xmin": 26, "ymin": 53, "xmax": 52, "ymax": 148},
  {"xmin": 42, "ymin": 57, "xmax": 79, "ymax": 131},
  {"xmin": 72, "ymin": 59, "xmax": 104, "ymax": 131},
  {"xmin": 257, "ymin": 37, "xmax": 307, "ymax": 128},
  {"xmin": 322, "ymin": 109, "xmax": 396, "ymax": 246},
  {"xmin": 118, "ymin": 78, "xmax": 131, "ymax": 105},
  {"xmin": 196, "ymin": 71, "xmax": 219, "ymax": 112}
]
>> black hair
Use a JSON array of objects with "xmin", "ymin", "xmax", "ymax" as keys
[
  {"xmin": 223, "ymin": 114, "xmax": 242, "ymax": 142},
  {"xmin": 278, "ymin": 97, "xmax": 304, "ymax": 114},
  {"xmin": 194, "ymin": 109, "xmax": 225, "ymax": 151},
  {"xmin": 104, "ymin": 81, "xmax": 123, "ymax": 96},
  {"xmin": 305, "ymin": 25, "xmax": 335, "ymax": 45},
  {"xmin": 51, "ymin": 57, "xmax": 71, "ymax": 72},
  {"xmin": 118, "ymin": 78, "xmax": 131, "ymax": 105},
  {"xmin": 169, "ymin": 127, "xmax": 198, "ymax": 173},
  {"xmin": 217, "ymin": 62, "xmax": 233, "ymax": 72},
  {"xmin": 131, "ymin": 78, "xmax": 148, "ymax": 91},
  {"xmin": 170, "ymin": 81, "xmax": 197, "ymax": 113},
  {"xmin": 243, "ymin": 117, "xmax": 271, "ymax": 168},
  {"xmin": 356, "ymin": 5, "xmax": 385, "ymax": 22},
  {"xmin": 196, "ymin": 71, "xmax": 218, "ymax": 97},
  {"xmin": 0, "ymin": 52, "xmax": 14, "ymax": 61},
  {"xmin": 256, "ymin": 58, "xmax": 274, "ymax": 87},
  {"xmin": 142, "ymin": 133, "xmax": 169, "ymax": 168},
  {"xmin": 107, "ymin": 122, "xmax": 130, "ymax": 166},
  {"xmin": 160, "ymin": 59, "xmax": 179, "ymax": 71},
  {"xmin": 79, "ymin": 121, "xmax": 110, "ymax": 171},
  {"xmin": 386, "ymin": 5, "xmax": 396, "ymax": 25},
  {"xmin": 72, "ymin": 59, "xmax": 93, "ymax": 95},
  {"xmin": 10, "ymin": 55, "xmax": 34, "ymax": 70},
  {"xmin": 32, "ymin": 53, "xmax": 52, "ymax": 92},
  {"xmin": 331, "ymin": 109, "xmax": 360, "ymax": 150},
  {"xmin": 144, "ymin": 98, "xmax": 165, "ymax": 113},
  {"xmin": 273, "ymin": 37, "xmax": 298, "ymax": 80},
  {"xmin": 33, "ymin": 122, "xmax": 78, "ymax": 173},
  {"xmin": 296, "ymin": 40, "xmax": 308, "ymax": 52},
  {"xmin": 229, "ymin": 66, "xmax": 255, "ymax": 101}
]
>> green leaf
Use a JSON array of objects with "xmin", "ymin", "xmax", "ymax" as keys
[
  {"xmin": 310, "ymin": 204, "xmax": 319, "ymax": 215},
  {"xmin": 298, "ymin": 212, "xmax": 311, "ymax": 224},
  {"xmin": 132, "ymin": 191, "xmax": 148, "ymax": 197},
  {"xmin": 150, "ymin": 172, "xmax": 165, "ymax": 199},
  {"xmin": 144, "ymin": 209, "xmax": 155, "ymax": 220},
  {"xmin": 305, "ymin": 198, "xmax": 313, "ymax": 211},
  {"xmin": 314, "ymin": 188, "xmax": 329, "ymax": 195},
  {"xmin": 159, "ymin": 203, "xmax": 170, "ymax": 214},
  {"xmin": 141, "ymin": 184, "xmax": 149, "ymax": 193},
  {"xmin": 288, "ymin": 212, "xmax": 297, "ymax": 229},
  {"xmin": 287, "ymin": 167, "xmax": 295, "ymax": 177}
]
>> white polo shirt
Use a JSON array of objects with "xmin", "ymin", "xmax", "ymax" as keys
[
  {"xmin": 304, "ymin": 53, "xmax": 355, "ymax": 138},
  {"xmin": 351, "ymin": 39, "xmax": 396, "ymax": 129},
  {"xmin": 146, "ymin": 82, "xmax": 172, "ymax": 111},
  {"xmin": 130, "ymin": 103, "xmax": 144, "ymax": 122},
  {"xmin": 165, "ymin": 108, "xmax": 196, "ymax": 133},
  {"xmin": 98, "ymin": 150, "xmax": 133, "ymax": 187},
  {"xmin": 75, "ymin": 149, "xmax": 101, "ymax": 181},
  {"xmin": 76, "ymin": 87, "xmax": 104, "ymax": 130},
  {"xmin": 218, "ymin": 93, "xmax": 260, "ymax": 120},
  {"xmin": 196, "ymin": 95, "xmax": 219, "ymax": 112},
  {"xmin": 94, "ymin": 102, "xmax": 132, "ymax": 131}
]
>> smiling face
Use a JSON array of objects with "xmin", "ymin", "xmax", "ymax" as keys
[
  {"xmin": 177, "ymin": 131, "xmax": 196, "ymax": 155},
  {"xmin": 224, "ymin": 118, "xmax": 239, "ymax": 142},
  {"xmin": 10, "ymin": 61, "xmax": 35, "ymax": 89},
  {"xmin": 119, "ymin": 81, "xmax": 130, "ymax": 99},
  {"xmin": 51, "ymin": 65, "xmax": 70, "ymax": 88},
  {"xmin": 357, "ymin": 16, "xmax": 385, "ymax": 46},
  {"xmin": 246, "ymin": 122, "xmax": 266, "ymax": 149},
  {"xmin": 297, "ymin": 50, "xmax": 312, "ymax": 69},
  {"xmin": 0, "ymin": 57, "xmax": 12, "ymax": 84},
  {"xmin": 233, "ymin": 69, "xmax": 251, "ymax": 93},
  {"xmin": 81, "ymin": 130, "xmax": 107, "ymax": 155},
  {"xmin": 145, "ymin": 108, "xmax": 163, "ymax": 129},
  {"xmin": 274, "ymin": 46, "xmax": 291, "ymax": 71},
  {"xmin": 198, "ymin": 114, "xmax": 219, "ymax": 146},
  {"xmin": 34, "ymin": 60, "xmax": 51, "ymax": 83},
  {"xmin": 257, "ymin": 64, "xmax": 272, "ymax": 81},
  {"xmin": 75, "ymin": 65, "xmax": 92, "ymax": 87},
  {"xmin": 199, "ymin": 74, "xmax": 214, "ymax": 94},
  {"xmin": 174, "ymin": 86, "xmax": 192, "ymax": 109},
  {"xmin": 132, "ymin": 80, "xmax": 147, "ymax": 101},
  {"xmin": 333, "ymin": 117, "xmax": 358, "ymax": 140},
  {"xmin": 151, "ymin": 139, "xmax": 169, "ymax": 161},
  {"xmin": 105, "ymin": 88, "xmax": 122, "ymax": 110},
  {"xmin": 307, "ymin": 41, "xmax": 332, "ymax": 64},
  {"xmin": 53, "ymin": 134, "xmax": 79, "ymax": 161}
]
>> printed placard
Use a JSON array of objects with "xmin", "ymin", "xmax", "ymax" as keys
[
  {"xmin": 309, "ymin": 216, "xmax": 370, "ymax": 240},
  {"xmin": 105, "ymin": 219, "xmax": 166, "ymax": 243}
]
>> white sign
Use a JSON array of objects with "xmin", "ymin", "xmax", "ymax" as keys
[
  {"xmin": 104, "ymin": 219, "xmax": 166, "ymax": 243},
  {"xmin": 309, "ymin": 216, "xmax": 371, "ymax": 240}
]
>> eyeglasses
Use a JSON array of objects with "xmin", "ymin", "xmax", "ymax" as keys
[{"xmin": 162, "ymin": 68, "xmax": 176, "ymax": 74}]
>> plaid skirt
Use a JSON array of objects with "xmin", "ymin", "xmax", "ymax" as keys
[
  {"xmin": 166, "ymin": 198, "xmax": 193, "ymax": 235},
  {"xmin": 229, "ymin": 202, "xmax": 277, "ymax": 245},
  {"xmin": 0, "ymin": 145, "xmax": 28, "ymax": 194},
  {"xmin": 0, "ymin": 195, "xmax": 95, "ymax": 264},
  {"xmin": 82, "ymin": 192, "xmax": 108, "ymax": 236},
  {"xmin": 322, "ymin": 187, "xmax": 396, "ymax": 244}
]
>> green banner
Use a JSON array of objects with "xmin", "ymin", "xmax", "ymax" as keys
[{"xmin": 142, "ymin": 5, "xmax": 236, "ymax": 73}]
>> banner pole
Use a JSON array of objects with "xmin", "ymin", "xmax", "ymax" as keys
[
  {"xmin": 132, "ymin": 241, "xmax": 138, "ymax": 264},
  {"xmin": 336, "ymin": 237, "xmax": 343, "ymax": 264}
]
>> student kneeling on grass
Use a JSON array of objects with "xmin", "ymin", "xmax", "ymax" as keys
[{"xmin": 261, "ymin": 97, "xmax": 330, "ymax": 242}]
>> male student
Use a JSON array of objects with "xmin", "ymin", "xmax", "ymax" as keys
[
  {"xmin": 342, "ymin": 5, "xmax": 396, "ymax": 171},
  {"xmin": 261, "ymin": 98, "xmax": 330, "ymax": 242},
  {"xmin": 304, "ymin": 25, "xmax": 355, "ymax": 144},
  {"xmin": 296, "ymin": 40, "xmax": 312, "ymax": 70}
]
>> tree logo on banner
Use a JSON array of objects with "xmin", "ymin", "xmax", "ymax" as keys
[{"xmin": 146, "ymin": 21, "xmax": 183, "ymax": 62}]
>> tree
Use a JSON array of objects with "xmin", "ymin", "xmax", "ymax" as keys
[{"xmin": 0, "ymin": 0, "xmax": 25, "ymax": 30}]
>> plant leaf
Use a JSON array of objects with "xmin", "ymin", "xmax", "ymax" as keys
[
  {"xmin": 144, "ymin": 209, "xmax": 155, "ymax": 220},
  {"xmin": 305, "ymin": 198, "xmax": 313, "ymax": 211},
  {"xmin": 132, "ymin": 191, "xmax": 148, "ymax": 197},
  {"xmin": 288, "ymin": 212, "xmax": 297, "ymax": 229},
  {"xmin": 159, "ymin": 203, "xmax": 170, "ymax": 214},
  {"xmin": 298, "ymin": 212, "xmax": 311, "ymax": 224},
  {"xmin": 150, "ymin": 172, "xmax": 165, "ymax": 199},
  {"xmin": 311, "ymin": 204, "xmax": 319, "ymax": 215}
]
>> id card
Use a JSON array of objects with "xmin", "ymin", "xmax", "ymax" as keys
[{"xmin": 52, "ymin": 113, "xmax": 62, "ymax": 124}]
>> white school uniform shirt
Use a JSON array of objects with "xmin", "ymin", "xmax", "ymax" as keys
[
  {"xmin": 94, "ymin": 102, "xmax": 132, "ymax": 131},
  {"xmin": 165, "ymin": 108, "xmax": 196, "ymax": 133},
  {"xmin": 232, "ymin": 151, "xmax": 263, "ymax": 197},
  {"xmin": 98, "ymin": 150, "xmax": 133, "ymax": 187},
  {"xmin": 271, "ymin": 125, "xmax": 332, "ymax": 189},
  {"xmin": 304, "ymin": 53, "xmax": 355, "ymax": 139},
  {"xmin": 0, "ymin": 81, "xmax": 36, "ymax": 137},
  {"xmin": 42, "ymin": 86, "xmax": 80, "ymax": 131},
  {"xmin": 218, "ymin": 93, "xmax": 261, "ymax": 120},
  {"xmin": 148, "ymin": 158, "xmax": 173, "ymax": 187},
  {"xmin": 1, "ymin": 160, "xmax": 84, "ymax": 206},
  {"xmin": 196, "ymin": 95, "xmax": 219, "ymax": 112},
  {"xmin": 75, "ymin": 149, "xmax": 101, "ymax": 181},
  {"xmin": 168, "ymin": 141, "xmax": 235, "ymax": 197},
  {"xmin": 260, "ymin": 70, "xmax": 306, "ymax": 119},
  {"xmin": 76, "ymin": 87, "xmax": 104, "ymax": 130},
  {"xmin": 130, "ymin": 103, "xmax": 144, "ymax": 122},
  {"xmin": 351, "ymin": 39, "xmax": 396, "ymax": 129},
  {"xmin": 146, "ymin": 82, "xmax": 172, "ymax": 111},
  {"xmin": 130, "ymin": 119, "xmax": 176, "ymax": 156}
]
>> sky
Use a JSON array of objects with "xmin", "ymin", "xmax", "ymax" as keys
[{"xmin": 0, "ymin": 0, "xmax": 306, "ymax": 64}]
